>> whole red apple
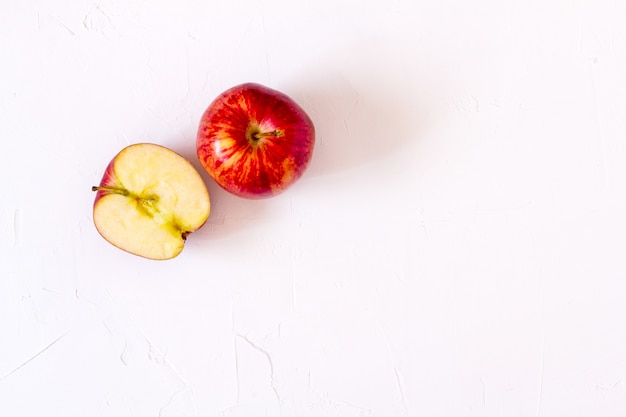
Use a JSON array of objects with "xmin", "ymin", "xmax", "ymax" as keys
[{"xmin": 196, "ymin": 83, "xmax": 315, "ymax": 199}]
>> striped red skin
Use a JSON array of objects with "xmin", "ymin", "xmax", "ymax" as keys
[
  {"xmin": 196, "ymin": 83, "xmax": 315, "ymax": 199},
  {"xmin": 93, "ymin": 158, "xmax": 117, "ymax": 206}
]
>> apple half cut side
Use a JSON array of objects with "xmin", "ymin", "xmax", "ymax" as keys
[{"xmin": 92, "ymin": 143, "xmax": 210, "ymax": 260}]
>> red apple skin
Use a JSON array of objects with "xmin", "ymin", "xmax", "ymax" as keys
[
  {"xmin": 92, "ymin": 158, "xmax": 117, "ymax": 206},
  {"xmin": 196, "ymin": 83, "xmax": 315, "ymax": 199}
]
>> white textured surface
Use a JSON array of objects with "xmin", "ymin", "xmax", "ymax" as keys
[{"xmin": 2, "ymin": 0, "xmax": 626, "ymax": 416}]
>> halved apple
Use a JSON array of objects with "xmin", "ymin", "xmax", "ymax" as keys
[{"xmin": 92, "ymin": 143, "xmax": 210, "ymax": 260}]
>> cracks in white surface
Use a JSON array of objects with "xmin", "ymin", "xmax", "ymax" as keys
[
  {"xmin": 377, "ymin": 319, "xmax": 408, "ymax": 411},
  {"xmin": 393, "ymin": 367, "xmax": 407, "ymax": 409},
  {"xmin": 82, "ymin": 3, "xmax": 115, "ymax": 36},
  {"xmin": 0, "ymin": 330, "xmax": 70, "ymax": 382},
  {"xmin": 234, "ymin": 334, "xmax": 281, "ymax": 404},
  {"xmin": 53, "ymin": 15, "xmax": 76, "ymax": 36},
  {"xmin": 290, "ymin": 257, "xmax": 297, "ymax": 313},
  {"xmin": 12, "ymin": 208, "xmax": 21, "ymax": 247},
  {"xmin": 104, "ymin": 289, "xmax": 198, "ymax": 415},
  {"xmin": 74, "ymin": 288, "xmax": 98, "ymax": 308},
  {"xmin": 480, "ymin": 377, "xmax": 487, "ymax": 408},
  {"xmin": 131, "ymin": 317, "xmax": 196, "ymax": 411},
  {"xmin": 230, "ymin": 300, "xmax": 240, "ymax": 405},
  {"xmin": 159, "ymin": 388, "xmax": 197, "ymax": 417},
  {"xmin": 119, "ymin": 339, "xmax": 129, "ymax": 366},
  {"xmin": 333, "ymin": 399, "xmax": 376, "ymax": 417},
  {"xmin": 159, "ymin": 390, "xmax": 179, "ymax": 417},
  {"xmin": 536, "ymin": 332, "xmax": 546, "ymax": 417},
  {"xmin": 233, "ymin": 335, "xmax": 241, "ymax": 405}
]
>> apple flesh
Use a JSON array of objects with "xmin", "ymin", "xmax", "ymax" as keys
[
  {"xmin": 92, "ymin": 143, "xmax": 210, "ymax": 260},
  {"xmin": 196, "ymin": 83, "xmax": 315, "ymax": 199}
]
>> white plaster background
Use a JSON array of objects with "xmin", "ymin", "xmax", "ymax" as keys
[{"xmin": 2, "ymin": 0, "xmax": 626, "ymax": 416}]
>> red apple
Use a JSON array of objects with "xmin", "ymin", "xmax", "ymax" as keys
[
  {"xmin": 92, "ymin": 143, "xmax": 210, "ymax": 260},
  {"xmin": 196, "ymin": 83, "xmax": 315, "ymax": 199}
]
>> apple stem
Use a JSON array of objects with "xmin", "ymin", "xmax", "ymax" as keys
[
  {"xmin": 91, "ymin": 186, "xmax": 129, "ymax": 196},
  {"xmin": 254, "ymin": 130, "xmax": 284, "ymax": 140}
]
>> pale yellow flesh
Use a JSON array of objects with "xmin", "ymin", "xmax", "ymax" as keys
[{"xmin": 93, "ymin": 144, "xmax": 210, "ymax": 260}]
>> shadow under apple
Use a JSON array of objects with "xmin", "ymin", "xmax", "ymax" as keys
[{"xmin": 283, "ymin": 43, "xmax": 440, "ymax": 180}]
